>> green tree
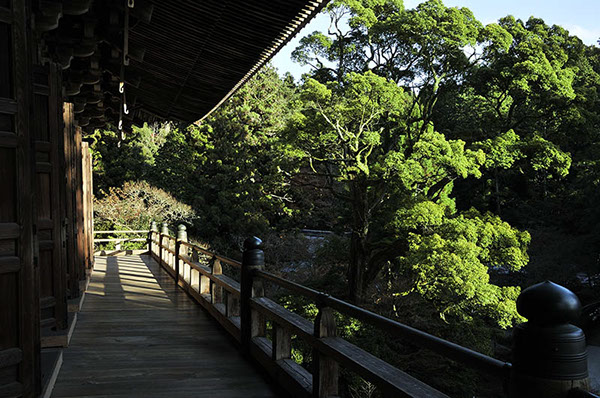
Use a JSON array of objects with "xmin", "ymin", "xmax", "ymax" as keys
[
  {"xmin": 89, "ymin": 123, "xmax": 170, "ymax": 195},
  {"xmin": 437, "ymin": 17, "xmax": 583, "ymax": 212},
  {"xmin": 151, "ymin": 66, "xmax": 299, "ymax": 248},
  {"xmin": 289, "ymin": 71, "xmax": 529, "ymax": 320}
]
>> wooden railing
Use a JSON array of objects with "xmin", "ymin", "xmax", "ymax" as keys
[
  {"xmin": 93, "ymin": 230, "xmax": 150, "ymax": 253},
  {"xmin": 148, "ymin": 222, "xmax": 596, "ymax": 398}
]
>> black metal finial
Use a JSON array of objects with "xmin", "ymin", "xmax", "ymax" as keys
[
  {"xmin": 511, "ymin": 281, "xmax": 589, "ymax": 394},
  {"xmin": 244, "ymin": 236, "xmax": 263, "ymax": 251},
  {"xmin": 517, "ymin": 280, "xmax": 582, "ymax": 325}
]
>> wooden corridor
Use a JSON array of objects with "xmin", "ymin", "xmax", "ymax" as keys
[{"xmin": 51, "ymin": 255, "xmax": 279, "ymax": 397}]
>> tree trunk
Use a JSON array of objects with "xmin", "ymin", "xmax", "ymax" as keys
[
  {"xmin": 348, "ymin": 232, "xmax": 368, "ymax": 303},
  {"xmin": 347, "ymin": 179, "xmax": 369, "ymax": 304}
]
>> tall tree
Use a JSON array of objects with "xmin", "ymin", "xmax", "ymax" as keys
[
  {"xmin": 290, "ymin": 71, "xmax": 530, "ymax": 314},
  {"xmin": 152, "ymin": 66, "xmax": 299, "ymax": 246}
]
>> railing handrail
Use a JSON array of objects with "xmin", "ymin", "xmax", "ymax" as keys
[
  {"xmin": 255, "ymin": 269, "xmax": 511, "ymax": 378},
  {"xmin": 93, "ymin": 229, "xmax": 152, "ymax": 254},
  {"xmin": 152, "ymin": 231, "xmax": 242, "ymax": 268},
  {"xmin": 147, "ymin": 225, "xmax": 594, "ymax": 398},
  {"xmin": 94, "ymin": 230, "xmax": 149, "ymax": 234},
  {"xmin": 149, "ymin": 231, "xmax": 509, "ymax": 378},
  {"xmin": 94, "ymin": 238, "xmax": 147, "ymax": 242}
]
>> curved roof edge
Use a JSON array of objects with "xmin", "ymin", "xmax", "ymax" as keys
[{"xmin": 197, "ymin": 0, "xmax": 329, "ymax": 123}]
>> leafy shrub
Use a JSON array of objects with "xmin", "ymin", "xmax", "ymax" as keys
[{"xmin": 94, "ymin": 180, "xmax": 197, "ymax": 234}]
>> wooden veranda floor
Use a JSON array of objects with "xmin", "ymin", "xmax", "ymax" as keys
[{"xmin": 52, "ymin": 255, "xmax": 279, "ymax": 397}]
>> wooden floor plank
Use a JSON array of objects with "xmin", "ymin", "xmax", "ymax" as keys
[{"xmin": 52, "ymin": 255, "xmax": 279, "ymax": 397}]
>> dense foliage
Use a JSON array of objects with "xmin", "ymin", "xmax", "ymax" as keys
[{"xmin": 89, "ymin": 1, "xmax": 600, "ymax": 396}]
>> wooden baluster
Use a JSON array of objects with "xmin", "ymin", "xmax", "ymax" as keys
[
  {"xmin": 175, "ymin": 225, "xmax": 187, "ymax": 285},
  {"xmin": 211, "ymin": 258, "xmax": 222, "ymax": 305},
  {"xmin": 226, "ymin": 291, "xmax": 239, "ymax": 317},
  {"xmin": 170, "ymin": 240, "xmax": 174, "ymax": 270},
  {"xmin": 241, "ymin": 237, "xmax": 265, "ymax": 353},
  {"xmin": 313, "ymin": 304, "xmax": 338, "ymax": 397},
  {"xmin": 167, "ymin": 236, "xmax": 173, "ymax": 269},
  {"xmin": 191, "ymin": 249, "xmax": 200, "ymax": 292},
  {"xmin": 148, "ymin": 221, "xmax": 157, "ymax": 256},
  {"xmin": 191, "ymin": 268, "xmax": 199, "ymax": 293},
  {"xmin": 200, "ymin": 250, "xmax": 210, "ymax": 297},
  {"xmin": 158, "ymin": 235, "xmax": 163, "ymax": 267},
  {"xmin": 160, "ymin": 222, "xmax": 168, "ymax": 267},
  {"xmin": 272, "ymin": 323, "xmax": 292, "ymax": 361},
  {"xmin": 171, "ymin": 239, "xmax": 175, "ymax": 270}
]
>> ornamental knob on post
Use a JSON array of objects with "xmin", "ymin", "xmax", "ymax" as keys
[
  {"xmin": 510, "ymin": 281, "xmax": 590, "ymax": 397},
  {"xmin": 176, "ymin": 224, "xmax": 187, "ymax": 242},
  {"xmin": 240, "ymin": 237, "xmax": 265, "ymax": 353},
  {"xmin": 161, "ymin": 222, "xmax": 169, "ymax": 236}
]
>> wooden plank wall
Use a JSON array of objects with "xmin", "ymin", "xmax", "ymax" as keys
[
  {"xmin": 0, "ymin": 1, "xmax": 93, "ymax": 395},
  {"xmin": 33, "ymin": 63, "xmax": 68, "ymax": 333},
  {"xmin": 61, "ymin": 109, "xmax": 90, "ymax": 299},
  {"xmin": 0, "ymin": 0, "xmax": 39, "ymax": 397}
]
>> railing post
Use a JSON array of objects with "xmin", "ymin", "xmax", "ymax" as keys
[
  {"xmin": 148, "ymin": 221, "xmax": 157, "ymax": 255},
  {"xmin": 160, "ymin": 222, "xmax": 168, "ymax": 267},
  {"xmin": 313, "ymin": 300, "xmax": 339, "ymax": 397},
  {"xmin": 510, "ymin": 281, "xmax": 590, "ymax": 397},
  {"xmin": 175, "ymin": 224, "xmax": 187, "ymax": 284},
  {"xmin": 241, "ymin": 236, "xmax": 265, "ymax": 354},
  {"xmin": 211, "ymin": 257, "xmax": 222, "ymax": 305},
  {"xmin": 272, "ymin": 323, "xmax": 291, "ymax": 361}
]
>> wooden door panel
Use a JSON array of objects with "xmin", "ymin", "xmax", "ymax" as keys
[{"xmin": 0, "ymin": 0, "xmax": 38, "ymax": 396}]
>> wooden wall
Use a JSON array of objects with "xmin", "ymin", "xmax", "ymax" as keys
[
  {"xmin": 0, "ymin": 1, "xmax": 93, "ymax": 396},
  {"xmin": 33, "ymin": 63, "xmax": 68, "ymax": 334},
  {"xmin": 0, "ymin": 0, "xmax": 38, "ymax": 396}
]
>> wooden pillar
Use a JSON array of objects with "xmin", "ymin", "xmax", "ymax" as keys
[
  {"xmin": 73, "ymin": 126, "xmax": 85, "ymax": 281},
  {"xmin": 62, "ymin": 103, "xmax": 80, "ymax": 299},
  {"xmin": 0, "ymin": 0, "xmax": 40, "ymax": 395},
  {"xmin": 81, "ymin": 141, "xmax": 93, "ymax": 269},
  {"xmin": 240, "ymin": 237, "xmax": 265, "ymax": 353},
  {"xmin": 33, "ymin": 63, "xmax": 68, "ymax": 333}
]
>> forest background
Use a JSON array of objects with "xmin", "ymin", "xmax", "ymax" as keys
[{"xmin": 91, "ymin": 0, "xmax": 600, "ymax": 396}]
